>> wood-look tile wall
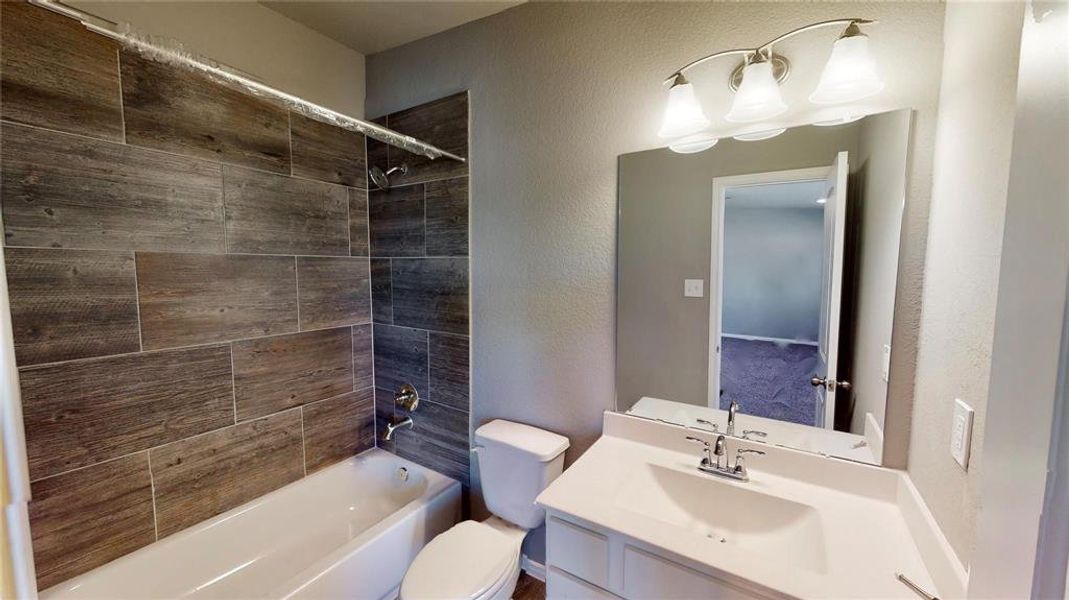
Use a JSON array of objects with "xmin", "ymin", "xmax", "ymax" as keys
[
  {"xmin": 0, "ymin": 3, "xmax": 376, "ymax": 589},
  {"xmin": 368, "ymin": 92, "xmax": 472, "ymax": 487}
]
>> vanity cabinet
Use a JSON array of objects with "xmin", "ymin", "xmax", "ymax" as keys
[{"xmin": 545, "ymin": 514, "xmax": 776, "ymax": 600}]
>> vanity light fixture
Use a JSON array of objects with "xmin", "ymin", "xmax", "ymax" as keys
[
  {"xmin": 658, "ymin": 74, "xmax": 712, "ymax": 139},
  {"xmin": 813, "ymin": 113, "xmax": 865, "ymax": 126},
  {"xmin": 810, "ymin": 22, "xmax": 884, "ymax": 105},
  {"xmin": 732, "ymin": 127, "xmax": 787, "ymax": 142},
  {"xmin": 668, "ymin": 132, "xmax": 720, "ymax": 153},
  {"xmin": 725, "ymin": 58, "xmax": 788, "ymax": 123},
  {"xmin": 659, "ymin": 18, "xmax": 880, "ymax": 152}
]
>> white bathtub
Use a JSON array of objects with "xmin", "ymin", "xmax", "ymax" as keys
[{"xmin": 41, "ymin": 449, "xmax": 461, "ymax": 600}]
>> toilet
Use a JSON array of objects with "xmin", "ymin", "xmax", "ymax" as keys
[{"xmin": 400, "ymin": 420, "xmax": 570, "ymax": 600}]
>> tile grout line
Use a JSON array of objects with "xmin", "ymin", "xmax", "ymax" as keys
[
  {"xmin": 145, "ymin": 451, "xmax": 160, "ymax": 540},
  {"xmin": 131, "ymin": 255, "xmax": 145, "ymax": 352},
  {"xmin": 351, "ymin": 325, "xmax": 357, "ymax": 392},
  {"xmin": 229, "ymin": 344, "xmax": 238, "ymax": 424},
  {"xmin": 28, "ymin": 405, "xmax": 306, "ymax": 485},
  {"xmin": 299, "ymin": 406, "xmax": 308, "ymax": 477},
  {"xmin": 294, "ymin": 256, "xmax": 302, "ymax": 331},
  {"xmin": 221, "ymin": 167, "xmax": 229, "ymax": 252},
  {"xmin": 387, "ymin": 258, "xmax": 394, "ymax": 323},
  {"xmin": 345, "ymin": 188, "xmax": 353, "ymax": 258},
  {"xmin": 0, "ymin": 119, "xmax": 368, "ymax": 191},
  {"xmin": 15, "ymin": 321, "xmax": 375, "ymax": 373},
  {"xmin": 2, "ymin": 244, "xmax": 383, "ymax": 260},
  {"xmin": 115, "ymin": 48, "xmax": 127, "ymax": 143}
]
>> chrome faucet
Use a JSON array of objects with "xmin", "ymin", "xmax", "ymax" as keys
[
  {"xmin": 384, "ymin": 383, "xmax": 420, "ymax": 441},
  {"xmin": 686, "ymin": 434, "xmax": 765, "ymax": 482},
  {"xmin": 383, "ymin": 415, "xmax": 413, "ymax": 441},
  {"xmin": 726, "ymin": 400, "xmax": 739, "ymax": 436}
]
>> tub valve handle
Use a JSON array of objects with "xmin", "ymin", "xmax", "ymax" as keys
[{"xmin": 396, "ymin": 383, "xmax": 420, "ymax": 412}]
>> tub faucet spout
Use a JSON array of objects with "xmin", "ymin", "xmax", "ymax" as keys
[{"xmin": 384, "ymin": 415, "xmax": 414, "ymax": 441}]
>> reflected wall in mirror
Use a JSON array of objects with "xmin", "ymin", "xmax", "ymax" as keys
[{"xmin": 616, "ymin": 109, "xmax": 912, "ymax": 465}]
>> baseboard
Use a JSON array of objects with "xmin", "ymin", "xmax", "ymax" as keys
[{"xmin": 520, "ymin": 555, "xmax": 546, "ymax": 582}]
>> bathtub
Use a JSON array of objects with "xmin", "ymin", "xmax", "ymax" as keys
[{"xmin": 41, "ymin": 449, "xmax": 461, "ymax": 600}]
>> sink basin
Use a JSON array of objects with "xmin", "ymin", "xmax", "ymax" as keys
[{"xmin": 615, "ymin": 464, "xmax": 828, "ymax": 573}]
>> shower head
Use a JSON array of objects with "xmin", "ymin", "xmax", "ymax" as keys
[{"xmin": 368, "ymin": 163, "xmax": 409, "ymax": 191}]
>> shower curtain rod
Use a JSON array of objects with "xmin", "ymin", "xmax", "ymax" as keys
[{"xmin": 28, "ymin": 0, "xmax": 466, "ymax": 163}]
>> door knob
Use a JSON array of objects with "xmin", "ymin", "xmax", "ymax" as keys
[{"xmin": 810, "ymin": 377, "xmax": 852, "ymax": 391}]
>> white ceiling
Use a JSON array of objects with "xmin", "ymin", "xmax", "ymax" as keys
[
  {"xmin": 725, "ymin": 180, "xmax": 827, "ymax": 210},
  {"xmin": 262, "ymin": 1, "xmax": 524, "ymax": 55}
]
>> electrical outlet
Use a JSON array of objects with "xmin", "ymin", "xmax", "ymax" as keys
[
  {"xmin": 950, "ymin": 398, "xmax": 974, "ymax": 469},
  {"xmin": 684, "ymin": 279, "xmax": 704, "ymax": 298},
  {"xmin": 881, "ymin": 344, "xmax": 891, "ymax": 382}
]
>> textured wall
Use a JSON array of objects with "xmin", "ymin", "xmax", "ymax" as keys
[
  {"xmin": 969, "ymin": 4, "xmax": 1068, "ymax": 595},
  {"xmin": 365, "ymin": 2, "xmax": 944, "ymax": 475},
  {"xmin": 1, "ymin": 4, "xmax": 374, "ymax": 589},
  {"xmin": 722, "ymin": 205, "xmax": 824, "ymax": 342},
  {"xmin": 367, "ymin": 93, "xmax": 472, "ymax": 489},
  {"xmin": 67, "ymin": 0, "xmax": 366, "ymax": 118},
  {"xmin": 906, "ymin": 0, "xmax": 1025, "ymax": 565}
]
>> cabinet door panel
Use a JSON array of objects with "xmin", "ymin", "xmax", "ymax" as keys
[
  {"xmin": 548, "ymin": 568, "xmax": 620, "ymax": 600},
  {"xmin": 623, "ymin": 546, "xmax": 761, "ymax": 599},
  {"xmin": 548, "ymin": 517, "xmax": 610, "ymax": 589}
]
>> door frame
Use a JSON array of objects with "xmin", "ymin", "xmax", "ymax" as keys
[{"xmin": 708, "ymin": 166, "xmax": 830, "ymax": 410}]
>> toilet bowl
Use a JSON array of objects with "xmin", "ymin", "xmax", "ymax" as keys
[
  {"xmin": 400, "ymin": 518, "xmax": 525, "ymax": 600},
  {"xmin": 399, "ymin": 420, "xmax": 569, "ymax": 600}
]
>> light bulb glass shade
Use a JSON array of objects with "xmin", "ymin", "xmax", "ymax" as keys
[
  {"xmin": 658, "ymin": 79, "xmax": 711, "ymax": 139},
  {"xmin": 810, "ymin": 34, "xmax": 884, "ymax": 105},
  {"xmin": 732, "ymin": 127, "xmax": 786, "ymax": 141},
  {"xmin": 668, "ymin": 132, "xmax": 719, "ymax": 154},
  {"xmin": 813, "ymin": 113, "xmax": 864, "ymax": 126},
  {"xmin": 725, "ymin": 61, "xmax": 788, "ymax": 123}
]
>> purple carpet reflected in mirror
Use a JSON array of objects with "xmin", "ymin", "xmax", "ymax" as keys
[{"xmin": 718, "ymin": 336, "xmax": 820, "ymax": 426}]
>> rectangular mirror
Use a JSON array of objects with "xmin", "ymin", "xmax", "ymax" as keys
[{"xmin": 616, "ymin": 109, "xmax": 912, "ymax": 465}]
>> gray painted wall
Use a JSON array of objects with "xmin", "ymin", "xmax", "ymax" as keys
[
  {"xmin": 969, "ymin": 4, "xmax": 1067, "ymax": 594},
  {"xmin": 68, "ymin": 1, "xmax": 366, "ymax": 118},
  {"xmin": 722, "ymin": 205, "xmax": 824, "ymax": 342},
  {"xmin": 907, "ymin": 1, "xmax": 1024, "ymax": 564},
  {"xmin": 848, "ymin": 110, "xmax": 911, "ymax": 434},
  {"xmin": 365, "ymin": 1, "xmax": 944, "ymax": 562}
]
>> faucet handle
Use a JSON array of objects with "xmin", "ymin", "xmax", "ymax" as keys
[
  {"xmin": 742, "ymin": 429, "xmax": 767, "ymax": 440},
  {"xmin": 695, "ymin": 418, "xmax": 719, "ymax": 432},
  {"xmin": 685, "ymin": 436, "xmax": 715, "ymax": 466},
  {"xmin": 733, "ymin": 448, "xmax": 765, "ymax": 474}
]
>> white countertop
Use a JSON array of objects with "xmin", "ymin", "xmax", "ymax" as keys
[{"xmin": 537, "ymin": 413, "xmax": 964, "ymax": 599}]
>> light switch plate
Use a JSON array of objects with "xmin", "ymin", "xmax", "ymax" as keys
[
  {"xmin": 950, "ymin": 398, "xmax": 974, "ymax": 469},
  {"xmin": 881, "ymin": 344, "xmax": 891, "ymax": 382},
  {"xmin": 684, "ymin": 279, "xmax": 704, "ymax": 298}
]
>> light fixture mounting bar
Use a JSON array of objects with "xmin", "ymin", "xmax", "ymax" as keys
[
  {"xmin": 664, "ymin": 18, "xmax": 876, "ymax": 85},
  {"xmin": 27, "ymin": 0, "xmax": 466, "ymax": 163}
]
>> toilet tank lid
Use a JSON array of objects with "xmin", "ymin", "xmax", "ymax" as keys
[{"xmin": 474, "ymin": 420, "xmax": 570, "ymax": 461}]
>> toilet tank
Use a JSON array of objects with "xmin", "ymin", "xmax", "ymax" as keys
[{"xmin": 474, "ymin": 420, "xmax": 570, "ymax": 530}]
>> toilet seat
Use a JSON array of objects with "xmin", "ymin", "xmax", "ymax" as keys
[{"xmin": 400, "ymin": 520, "xmax": 523, "ymax": 600}]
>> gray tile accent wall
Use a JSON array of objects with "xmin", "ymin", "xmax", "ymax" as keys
[
  {"xmin": 1, "ymin": 4, "xmax": 374, "ymax": 588},
  {"xmin": 368, "ymin": 93, "xmax": 471, "ymax": 490}
]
